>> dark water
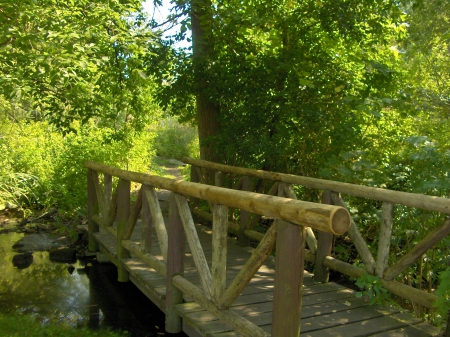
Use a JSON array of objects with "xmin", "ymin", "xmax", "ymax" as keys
[{"xmin": 0, "ymin": 231, "xmax": 187, "ymax": 337}]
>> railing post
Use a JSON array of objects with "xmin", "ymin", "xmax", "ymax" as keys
[
  {"xmin": 166, "ymin": 193, "xmax": 185, "ymax": 333},
  {"xmin": 238, "ymin": 175, "xmax": 252, "ymax": 246},
  {"xmin": 375, "ymin": 201, "xmax": 394, "ymax": 278},
  {"xmin": 141, "ymin": 185, "xmax": 153, "ymax": 253},
  {"xmin": 117, "ymin": 178, "xmax": 130, "ymax": 282},
  {"xmin": 315, "ymin": 190, "xmax": 334, "ymax": 283},
  {"xmin": 189, "ymin": 165, "xmax": 200, "ymax": 208},
  {"xmin": 87, "ymin": 169, "xmax": 99, "ymax": 252},
  {"xmin": 104, "ymin": 174, "xmax": 112, "ymax": 208},
  {"xmin": 272, "ymin": 220, "xmax": 306, "ymax": 337}
]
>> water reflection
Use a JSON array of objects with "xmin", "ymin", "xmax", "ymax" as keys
[
  {"xmin": 0, "ymin": 232, "xmax": 90, "ymax": 324},
  {"xmin": 0, "ymin": 232, "xmax": 187, "ymax": 336}
]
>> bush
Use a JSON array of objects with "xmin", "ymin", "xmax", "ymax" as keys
[
  {"xmin": 0, "ymin": 119, "xmax": 156, "ymax": 216},
  {"xmin": 153, "ymin": 117, "xmax": 199, "ymax": 160}
]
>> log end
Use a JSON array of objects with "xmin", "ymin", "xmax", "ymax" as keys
[{"xmin": 330, "ymin": 207, "xmax": 351, "ymax": 235}]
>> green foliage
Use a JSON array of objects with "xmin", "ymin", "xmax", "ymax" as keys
[
  {"xmin": 0, "ymin": 0, "xmax": 155, "ymax": 132},
  {"xmin": 0, "ymin": 313, "xmax": 126, "ymax": 337},
  {"xmin": 433, "ymin": 267, "xmax": 450, "ymax": 326},
  {"xmin": 0, "ymin": 173, "xmax": 41, "ymax": 214},
  {"xmin": 355, "ymin": 274, "xmax": 393, "ymax": 306},
  {"xmin": 153, "ymin": 117, "xmax": 199, "ymax": 160},
  {"xmin": 0, "ymin": 119, "xmax": 156, "ymax": 216}
]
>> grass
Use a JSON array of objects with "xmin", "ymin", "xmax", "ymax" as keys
[{"xmin": 0, "ymin": 313, "xmax": 127, "ymax": 337}]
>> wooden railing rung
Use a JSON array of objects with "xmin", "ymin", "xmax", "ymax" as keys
[
  {"xmin": 331, "ymin": 192, "xmax": 376, "ymax": 274},
  {"xmin": 123, "ymin": 187, "xmax": 143, "ymax": 240},
  {"xmin": 384, "ymin": 218, "xmax": 450, "ymax": 281},
  {"xmin": 144, "ymin": 187, "xmax": 168, "ymax": 262},
  {"xmin": 218, "ymin": 222, "xmax": 277, "ymax": 308},
  {"xmin": 175, "ymin": 193, "xmax": 213, "ymax": 299}
]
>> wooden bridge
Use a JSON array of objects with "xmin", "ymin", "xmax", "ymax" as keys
[{"xmin": 85, "ymin": 158, "xmax": 448, "ymax": 337}]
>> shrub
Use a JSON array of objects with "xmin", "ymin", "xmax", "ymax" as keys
[
  {"xmin": 153, "ymin": 117, "xmax": 199, "ymax": 160},
  {"xmin": 0, "ymin": 119, "xmax": 156, "ymax": 216}
]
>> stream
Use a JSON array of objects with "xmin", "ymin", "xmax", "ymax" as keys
[{"xmin": 0, "ymin": 221, "xmax": 187, "ymax": 337}]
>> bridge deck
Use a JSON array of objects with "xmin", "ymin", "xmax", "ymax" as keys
[{"xmin": 91, "ymin": 194, "xmax": 440, "ymax": 337}]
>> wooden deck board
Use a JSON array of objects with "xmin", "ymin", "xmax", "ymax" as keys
[{"xmin": 91, "ymin": 213, "xmax": 440, "ymax": 337}]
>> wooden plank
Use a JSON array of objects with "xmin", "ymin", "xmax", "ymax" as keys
[
  {"xmin": 369, "ymin": 322, "xmax": 441, "ymax": 337},
  {"xmin": 299, "ymin": 312, "xmax": 421, "ymax": 337}
]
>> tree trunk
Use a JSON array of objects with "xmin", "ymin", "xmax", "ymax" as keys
[{"xmin": 191, "ymin": 0, "xmax": 221, "ymax": 169}]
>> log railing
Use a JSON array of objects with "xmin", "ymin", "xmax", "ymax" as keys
[
  {"xmin": 182, "ymin": 156, "xmax": 450, "ymax": 311},
  {"xmin": 85, "ymin": 161, "xmax": 351, "ymax": 337}
]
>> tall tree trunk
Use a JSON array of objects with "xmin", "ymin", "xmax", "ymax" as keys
[{"xmin": 191, "ymin": 0, "xmax": 221, "ymax": 168}]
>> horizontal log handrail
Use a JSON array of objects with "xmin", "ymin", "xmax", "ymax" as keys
[
  {"xmin": 85, "ymin": 161, "xmax": 351, "ymax": 235},
  {"xmin": 182, "ymin": 157, "xmax": 450, "ymax": 214}
]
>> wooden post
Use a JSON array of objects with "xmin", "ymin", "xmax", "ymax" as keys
[
  {"xmin": 141, "ymin": 185, "xmax": 153, "ymax": 253},
  {"xmin": 376, "ymin": 202, "xmax": 394, "ymax": 278},
  {"xmin": 212, "ymin": 204, "xmax": 228, "ymax": 306},
  {"xmin": 165, "ymin": 193, "xmax": 185, "ymax": 333},
  {"xmin": 116, "ymin": 178, "xmax": 130, "ymax": 282},
  {"xmin": 315, "ymin": 190, "xmax": 334, "ymax": 283},
  {"xmin": 87, "ymin": 169, "xmax": 99, "ymax": 252},
  {"xmin": 215, "ymin": 171, "xmax": 223, "ymax": 187},
  {"xmin": 272, "ymin": 220, "xmax": 306, "ymax": 337},
  {"xmin": 238, "ymin": 175, "xmax": 252, "ymax": 246},
  {"xmin": 189, "ymin": 164, "xmax": 200, "ymax": 208},
  {"xmin": 104, "ymin": 174, "xmax": 112, "ymax": 209}
]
